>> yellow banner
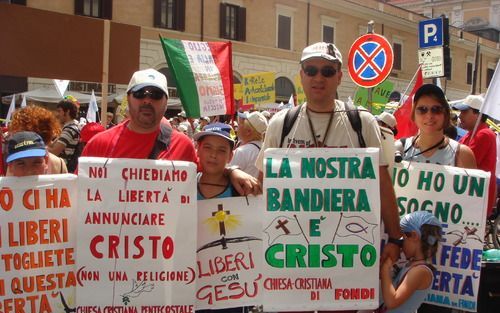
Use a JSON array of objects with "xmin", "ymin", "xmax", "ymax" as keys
[
  {"xmin": 242, "ymin": 72, "xmax": 275, "ymax": 106},
  {"xmin": 294, "ymin": 74, "xmax": 306, "ymax": 105},
  {"xmin": 233, "ymin": 83, "xmax": 242, "ymax": 100}
]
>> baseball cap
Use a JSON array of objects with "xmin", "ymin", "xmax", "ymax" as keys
[
  {"xmin": 127, "ymin": 68, "xmax": 169, "ymax": 97},
  {"xmin": 193, "ymin": 122, "xmax": 235, "ymax": 147},
  {"xmin": 178, "ymin": 111, "xmax": 187, "ymax": 118},
  {"xmin": 413, "ymin": 84, "xmax": 446, "ymax": 105},
  {"xmin": 7, "ymin": 131, "xmax": 47, "ymax": 163},
  {"xmin": 300, "ymin": 42, "xmax": 342, "ymax": 64},
  {"xmin": 238, "ymin": 111, "xmax": 268, "ymax": 135},
  {"xmin": 376, "ymin": 112, "xmax": 397, "ymax": 129},
  {"xmin": 400, "ymin": 211, "xmax": 441, "ymax": 238},
  {"xmin": 452, "ymin": 95, "xmax": 484, "ymax": 111}
]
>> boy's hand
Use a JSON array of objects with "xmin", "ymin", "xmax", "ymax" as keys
[{"xmin": 229, "ymin": 168, "xmax": 262, "ymax": 196}]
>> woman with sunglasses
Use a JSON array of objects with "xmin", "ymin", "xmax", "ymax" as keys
[{"xmin": 397, "ymin": 84, "xmax": 476, "ymax": 168}]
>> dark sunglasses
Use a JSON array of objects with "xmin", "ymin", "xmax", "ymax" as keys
[
  {"xmin": 132, "ymin": 88, "xmax": 165, "ymax": 100},
  {"xmin": 303, "ymin": 65, "xmax": 337, "ymax": 78},
  {"xmin": 415, "ymin": 105, "xmax": 444, "ymax": 115}
]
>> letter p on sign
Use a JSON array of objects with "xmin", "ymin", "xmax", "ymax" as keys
[{"xmin": 424, "ymin": 24, "xmax": 437, "ymax": 44}]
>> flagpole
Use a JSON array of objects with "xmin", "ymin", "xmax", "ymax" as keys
[{"xmin": 398, "ymin": 64, "xmax": 422, "ymax": 109}]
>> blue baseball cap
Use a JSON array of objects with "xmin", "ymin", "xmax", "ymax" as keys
[
  {"xmin": 193, "ymin": 122, "xmax": 235, "ymax": 147},
  {"xmin": 7, "ymin": 131, "xmax": 47, "ymax": 163}
]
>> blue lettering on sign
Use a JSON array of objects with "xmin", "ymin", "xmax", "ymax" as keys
[
  {"xmin": 426, "ymin": 293, "xmax": 451, "ymax": 305},
  {"xmin": 432, "ymin": 270, "xmax": 474, "ymax": 296},
  {"xmin": 439, "ymin": 245, "xmax": 482, "ymax": 270}
]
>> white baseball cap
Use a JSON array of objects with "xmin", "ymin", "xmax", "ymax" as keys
[
  {"xmin": 127, "ymin": 68, "xmax": 169, "ymax": 97},
  {"xmin": 238, "ymin": 111, "xmax": 268, "ymax": 135},
  {"xmin": 452, "ymin": 95, "xmax": 484, "ymax": 111},
  {"xmin": 376, "ymin": 112, "xmax": 397, "ymax": 129},
  {"xmin": 300, "ymin": 42, "xmax": 342, "ymax": 64}
]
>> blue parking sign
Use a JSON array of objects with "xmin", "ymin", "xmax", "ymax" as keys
[{"xmin": 419, "ymin": 18, "xmax": 444, "ymax": 48}]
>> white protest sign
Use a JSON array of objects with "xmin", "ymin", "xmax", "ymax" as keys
[
  {"xmin": 76, "ymin": 157, "xmax": 197, "ymax": 312},
  {"xmin": 262, "ymin": 148, "xmax": 381, "ymax": 311},
  {"xmin": 0, "ymin": 174, "xmax": 78, "ymax": 313},
  {"xmin": 196, "ymin": 196, "xmax": 264, "ymax": 309},
  {"xmin": 53, "ymin": 80, "xmax": 70, "ymax": 98},
  {"xmin": 392, "ymin": 162, "xmax": 489, "ymax": 312}
]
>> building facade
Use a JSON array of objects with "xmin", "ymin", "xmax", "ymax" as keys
[{"xmin": 1, "ymin": 0, "xmax": 499, "ymax": 112}]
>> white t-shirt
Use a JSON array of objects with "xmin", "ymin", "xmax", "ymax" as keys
[
  {"xmin": 255, "ymin": 100, "xmax": 387, "ymax": 171},
  {"xmin": 230, "ymin": 140, "xmax": 262, "ymax": 178}
]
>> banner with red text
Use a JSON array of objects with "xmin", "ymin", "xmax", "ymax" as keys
[
  {"xmin": 392, "ymin": 162, "xmax": 489, "ymax": 312},
  {"xmin": 76, "ymin": 157, "xmax": 198, "ymax": 312},
  {"xmin": 0, "ymin": 174, "xmax": 78, "ymax": 313},
  {"xmin": 161, "ymin": 37, "xmax": 234, "ymax": 118},
  {"xmin": 196, "ymin": 196, "xmax": 264, "ymax": 309},
  {"xmin": 262, "ymin": 148, "xmax": 381, "ymax": 311}
]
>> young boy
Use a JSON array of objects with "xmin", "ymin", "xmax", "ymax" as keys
[
  {"xmin": 6, "ymin": 131, "xmax": 49, "ymax": 177},
  {"xmin": 194, "ymin": 122, "xmax": 239, "ymax": 200}
]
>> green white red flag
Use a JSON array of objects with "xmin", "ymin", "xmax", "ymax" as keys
[{"xmin": 160, "ymin": 37, "xmax": 234, "ymax": 118}]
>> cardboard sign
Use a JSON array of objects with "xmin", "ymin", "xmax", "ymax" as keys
[
  {"xmin": 262, "ymin": 148, "xmax": 381, "ymax": 311},
  {"xmin": 393, "ymin": 162, "xmax": 489, "ymax": 312},
  {"xmin": 196, "ymin": 196, "xmax": 264, "ymax": 309},
  {"xmin": 0, "ymin": 174, "xmax": 78, "ymax": 313},
  {"xmin": 76, "ymin": 158, "xmax": 197, "ymax": 312}
]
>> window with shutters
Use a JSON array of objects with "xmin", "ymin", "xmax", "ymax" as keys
[
  {"xmin": 466, "ymin": 62, "xmax": 473, "ymax": 85},
  {"xmin": 277, "ymin": 15, "xmax": 291, "ymax": 50},
  {"xmin": 321, "ymin": 16, "xmax": 337, "ymax": 44},
  {"xmin": 486, "ymin": 67, "xmax": 495, "ymax": 87},
  {"xmin": 154, "ymin": 0, "xmax": 185, "ymax": 31},
  {"xmin": 393, "ymin": 42, "xmax": 402, "ymax": 71},
  {"xmin": 75, "ymin": 0, "xmax": 112, "ymax": 19},
  {"xmin": 219, "ymin": 3, "xmax": 246, "ymax": 41}
]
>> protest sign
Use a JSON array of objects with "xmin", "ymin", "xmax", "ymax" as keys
[
  {"xmin": 0, "ymin": 174, "xmax": 77, "ymax": 313},
  {"xmin": 392, "ymin": 162, "xmax": 489, "ymax": 312},
  {"xmin": 262, "ymin": 148, "xmax": 381, "ymax": 311},
  {"xmin": 353, "ymin": 80, "xmax": 394, "ymax": 115},
  {"xmin": 196, "ymin": 196, "xmax": 264, "ymax": 309},
  {"xmin": 76, "ymin": 157, "xmax": 197, "ymax": 312},
  {"xmin": 243, "ymin": 72, "xmax": 275, "ymax": 108}
]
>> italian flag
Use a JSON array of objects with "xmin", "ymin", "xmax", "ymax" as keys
[{"xmin": 160, "ymin": 37, "xmax": 234, "ymax": 118}]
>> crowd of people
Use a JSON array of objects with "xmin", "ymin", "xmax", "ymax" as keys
[{"xmin": 0, "ymin": 41, "xmax": 498, "ymax": 313}]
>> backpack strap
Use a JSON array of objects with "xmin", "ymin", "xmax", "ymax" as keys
[
  {"xmin": 148, "ymin": 123, "xmax": 173, "ymax": 159},
  {"xmin": 280, "ymin": 104, "xmax": 303, "ymax": 148},
  {"xmin": 344, "ymin": 101, "xmax": 366, "ymax": 148},
  {"xmin": 249, "ymin": 142, "xmax": 261, "ymax": 151}
]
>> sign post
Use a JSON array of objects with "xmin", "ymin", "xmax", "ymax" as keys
[{"xmin": 418, "ymin": 17, "xmax": 450, "ymax": 79}]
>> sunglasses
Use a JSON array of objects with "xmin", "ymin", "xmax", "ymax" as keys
[
  {"xmin": 302, "ymin": 65, "xmax": 337, "ymax": 78},
  {"xmin": 415, "ymin": 105, "xmax": 444, "ymax": 115},
  {"xmin": 132, "ymin": 88, "xmax": 165, "ymax": 100}
]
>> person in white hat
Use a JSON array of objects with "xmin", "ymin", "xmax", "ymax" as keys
[
  {"xmin": 230, "ymin": 111, "xmax": 268, "ymax": 178},
  {"xmin": 453, "ymin": 94, "xmax": 497, "ymax": 217},
  {"xmin": 82, "ymin": 68, "xmax": 260, "ymax": 195},
  {"xmin": 255, "ymin": 42, "xmax": 402, "ymax": 264}
]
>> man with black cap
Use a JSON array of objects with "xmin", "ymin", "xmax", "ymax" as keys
[
  {"xmin": 6, "ymin": 131, "xmax": 48, "ymax": 177},
  {"xmin": 453, "ymin": 95, "xmax": 497, "ymax": 216},
  {"xmin": 255, "ymin": 42, "xmax": 402, "ymax": 264}
]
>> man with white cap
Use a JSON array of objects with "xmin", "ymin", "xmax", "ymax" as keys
[
  {"xmin": 255, "ymin": 42, "xmax": 402, "ymax": 264},
  {"xmin": 453, "ymin": 95, "xmax": 497, "ymax": 217},
  {"xmin": 82, "ymin": 68, "xmax": 260, "ymax": 195},
  {"xmin": 230, "ymin": 111, "xmax": 268, "ymax": 178}
]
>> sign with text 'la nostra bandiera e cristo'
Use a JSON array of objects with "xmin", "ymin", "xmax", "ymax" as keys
[
  {"xmin": 76, "ymin": 158, "xmax": 198, "ymax": 312},
  {"xmin": 392, "ymin": 162, "xmax": 489, "ymax": 312},
  {"xmin": 263, "ymin": 148, "xmax": 381, "ymax": 311},
  {"xmin": 196, "ymin": 196, "xmax": 264, "ymax": 310},
  {"xmin": 0, "ymin": 174, "xmax": 78, "ymax": 313}
]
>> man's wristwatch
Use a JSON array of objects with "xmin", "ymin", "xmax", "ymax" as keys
[{"xmin": 387, "ymin": 237, "xmax": 404, "ymax": 247}]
